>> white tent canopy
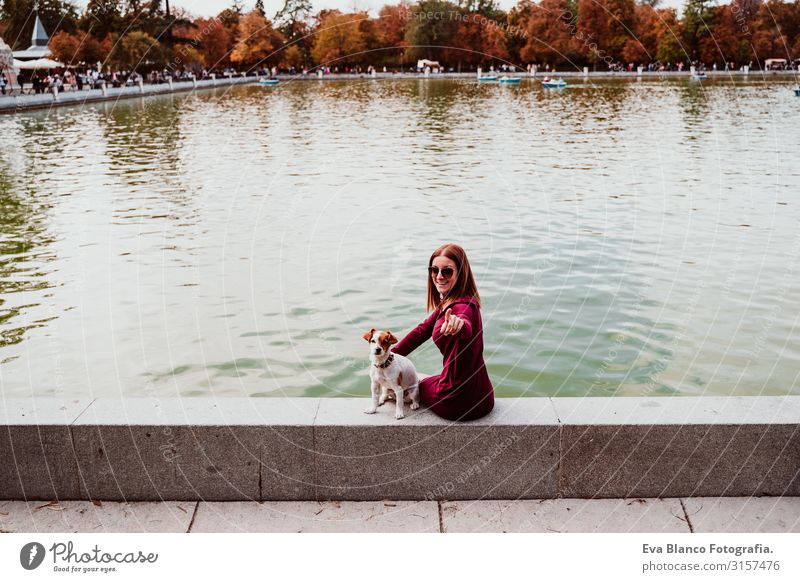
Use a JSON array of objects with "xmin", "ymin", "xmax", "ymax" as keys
[
  {"xmin": 417, "ymin": 59, "xmax": 441, "ymax": 70},
  {"xmin": 15, "ymin": 57, "xmax": 63, "ymax": 70}
]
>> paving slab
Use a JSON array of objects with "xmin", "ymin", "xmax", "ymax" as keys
[
  {"xmin": 441, "ymin": 498, "xmax": 691, "ymax": 533},
  {"xmin": 683, "ymin": 497, "xmax": 800, "ymax": 532},
  {"xmin": 313, "ymin": 398, "xmax": 559, "ymax": 500},
  {"xmin": 0, "ymin": 500, "xmax": 195, "ymax": 533},
  {"xmin": 189, "ymin": 501, "xmax": 439, "ymax": 532}
]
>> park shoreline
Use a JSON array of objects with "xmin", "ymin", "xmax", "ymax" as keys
[{"xmin": 1, "ymin": 69, "xmax": 797, "ymax": 115}]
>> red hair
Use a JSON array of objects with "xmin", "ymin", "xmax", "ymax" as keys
[{"xmin": 426, "ymin": 243, "xmax": 481, "ymax": 312}]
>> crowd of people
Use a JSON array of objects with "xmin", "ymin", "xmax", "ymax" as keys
[
  {"xmin": 2, "ymin": 66, "xmax": 260, "ymax": 95},
  {"xmin": 1, "ymin": 58, "xmax": 798, "ymax": 97}
]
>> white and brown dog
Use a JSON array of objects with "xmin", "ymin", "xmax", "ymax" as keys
[{"xmin": 362, "ymin": 329, "xmax": 420, "ymax": 419}]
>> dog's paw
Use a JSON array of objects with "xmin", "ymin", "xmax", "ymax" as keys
[
  {"xmin": 378, "ymin": 397, "xmax": 386, "ymax": 406},
  {"xmin": 410, "ymin": 402, "xmax": 420, "ymax": 410},
  {"xmin": 363, "ymin": 407, "xmax": 377, "ymax": 414},
  {"xmin": 395, "ymin": 411, "xmax": 405, "ymax": 420}
]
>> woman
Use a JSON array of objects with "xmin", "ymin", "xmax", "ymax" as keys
[{"xmin": 391, "ymin": 243, "xmax": 494, "ymax": 421}]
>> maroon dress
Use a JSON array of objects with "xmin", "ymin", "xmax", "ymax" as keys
[{"xmin": 391, "ymin": 294, "xmax": 494, "ymax": 421}]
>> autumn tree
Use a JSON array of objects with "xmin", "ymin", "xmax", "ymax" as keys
[
  {"xmin": 217, "ymin": 6, "xmax": 242, "ymax": 29},
  {"xmin": 81, "ymin": 33, "xmax": 113, "ymax": 64},
  {"xmin": 311, "ymin": 10, "xmax": 379, "ymax": 67},
  {"xmin": 50, "ymin": 29, "xmax": 112, "ymax": 65},
  {"xmin": 48, "ymin": 30, "xmax": 82, "ymax": 65},
  {"xmin": 577, "ymin": 0, "xmax": 637, "ymax": 68},
  {"xmin": 750, "ymin": 0, "xmax": 800, "ymax": 62},
  {"xmin": 449, "ymin": 12, "xmax": 484, "ymax": 68},
  {"xmin": 699, "ymin": 3, "xmax": 755, "ymax": 66},
  {"xmin": 621, "ymin": 4, "xmax": 684, "ymax": 65},
  {"xmin": 480, "ymin": 15, "xmax": 511, "ymax": 63},
  {"xmin": 192, "ymin": 17, "xmax": 234, "ymax": 68},
  {"xmin": 171, "ymin": 42, "xmax": 204, "ymax": 71},
  {"xmin": 506, "ymin": 0, "xmax": 534, "ymax": 62},
  {"xmin": 230, "ymin": 9, "xmax": 285, "ymax": 68},
  {"xmin": 518, "ymin": 0, "xmax": 583, "ymax": 68},
  {"xmin": 378, "ymin": 2, "xmax": 411, "ymax": 48}
]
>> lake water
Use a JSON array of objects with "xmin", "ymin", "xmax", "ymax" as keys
[{"xmin": 1, "ymin": 77, "xmax": 798, "ymax": 398}]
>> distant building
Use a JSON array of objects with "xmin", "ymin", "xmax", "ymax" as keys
[
  {"xmin": 0, "ymin": 37, "xmax": 18, "ymax": 89},
  {"xmin": 12, "ymin": 11, "xmax": 51, "ymax": 61}
]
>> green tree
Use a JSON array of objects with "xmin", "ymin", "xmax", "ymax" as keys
[
  {"xmin": 274, "ymin": 0, "xmax": 313, "ymax": 66},
  {"xmin": 80, "ymin": 0, "xmax": 123, "ymax": 38},
  {"xmin": 682, "ymin": 0, "xmax": 715, "ymax": 60},
  {"xmin": 404, "ymin": 0, "xmax": 461, "ymax": 61},
  {"xmin": 119, "ymin": 0, "xmax": 191, "ymax": 46},
  {"xmin": 110, "ymin": 30, "xmax": 168, "ymax": 70},
  {"xmin": 655, "ymin": 8, "xmax": 685, "ymax": 63},
  {"xmin": 275, "ymin": 0, "xmax": 311, "ymax": 38},
  {"xmin": 0, "ymin": 0, "xmax": 78, "ymax": 50}
]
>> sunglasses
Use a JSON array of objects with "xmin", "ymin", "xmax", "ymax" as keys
[{"xmin": 429, "ymin": 266, "xmax": 455, "ymax": 279}]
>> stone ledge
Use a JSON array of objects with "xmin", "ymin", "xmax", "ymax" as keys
[
  {"xmin": 0, "ymin": 396, "xmax": 797, "ymax": 501},
  {"xmin": 0, "ymin": 76, "xmax": 257, "ymax": 114}
]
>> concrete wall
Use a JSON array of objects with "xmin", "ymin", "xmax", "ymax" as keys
[
  {"xmin": 0, "ymin": 75, "xmax": 256, "ymax": 113},
  {"xmin": 1, "ymin": 396, "xmax": 798, "ymax": 501}
]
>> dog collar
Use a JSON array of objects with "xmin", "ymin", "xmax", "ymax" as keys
[{"xmin": 374, "ymin": 353, "xmax": 394, "ymax": 369}]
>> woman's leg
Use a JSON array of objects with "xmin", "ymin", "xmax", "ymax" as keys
[
  {"xmin": 422, "ymin": 381, "xmax": 494, "ymax": 421},
  {"xmin": 417, "ymin": 375, "xmax": 494, "ymax": 421},
  {"xmin": 417, "ymin": 375, "xmax": 440, "ymax": 407}
]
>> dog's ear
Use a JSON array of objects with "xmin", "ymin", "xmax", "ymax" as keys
[
  {"xmin": 386, "ymin": 331, "xmax": 399, "ymax": 345},
  {"xmin": 362, "ymin": 328, "xmax": 375, "ymax": 342}
]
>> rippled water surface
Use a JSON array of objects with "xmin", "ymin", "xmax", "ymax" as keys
[{"xmin": 1, "ymin": 77, "xmax": 798, "ymax": 398}]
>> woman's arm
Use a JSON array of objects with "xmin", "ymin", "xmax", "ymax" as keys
[
  {"xmin": 445, "ymin": 303, "xmax": 473, "ymax": 338},
  {"xmin": 391, "ymin": 310, "xmax": 438, "ymax": 356}
]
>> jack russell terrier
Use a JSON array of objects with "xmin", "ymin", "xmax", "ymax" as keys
[{"xmin": 362, "ymin": 328, "xmax": 420, "ymax": 419}]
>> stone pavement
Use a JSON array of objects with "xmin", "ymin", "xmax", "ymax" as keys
[{"xmin": 1, "ymin": 497, "xmax": 798, "ymax": 533}]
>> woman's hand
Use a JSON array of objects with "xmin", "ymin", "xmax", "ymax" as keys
[{"xmin": 440, "ymin": 308, "xmax": 465, "ymax": 336}]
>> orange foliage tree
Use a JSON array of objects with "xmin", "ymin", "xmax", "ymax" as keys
[
  {"xmin": 518, "ymin": 0, "xmax": 584, "ymax": 68},
  {"xmin": 622, "ymin": 5, "xmax": 685, "ymax": 66},
  {"xmin": 480, "ymin": 18, "xmax": 511, "ymax": 64},
  {"xmin": 377, "ymin": 2, "xmax": 411, "ymax": 65},
  {"xmin": 49, "ymin": 30, "xmax": 112, "ymax": 66},
  {"xmin": 698, "ymin": 3, "xmax": 755, "ymax": 66},
  {"xmin": 750, "ymin": 0, "xmax": 800, "ymax": 63},
  {"xmin": 577, "ymin": 0, "xmax": 637, "ymax": 68},
  {"xmin": 311, "ymin": 10, "xmax": 379, "ymax": 67},
  {"xmin": 194, "ymin": 17, "xmax": 235, "ymax": 69},
  {"xmin": 49, "ymin": 30, "xmax": 83, "ymax": 65},
  {"xmin": 230, "ymin": 9, "xmax": 285, "ymax": 68}
]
